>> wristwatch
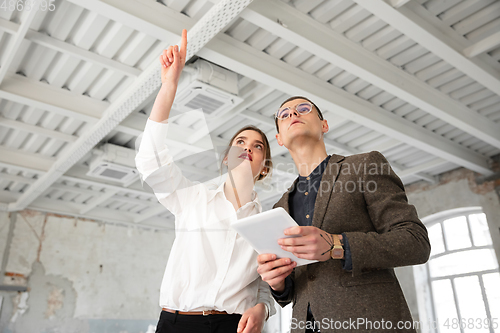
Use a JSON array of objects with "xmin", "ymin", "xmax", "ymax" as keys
[{"xmin": 330, "ymin": 234, "xmax": 344, "ymax": 259}]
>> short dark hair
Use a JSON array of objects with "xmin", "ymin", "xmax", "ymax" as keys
[{"xmin": 275, "ymin": 96, "xmax": 324, "ymax": 133}]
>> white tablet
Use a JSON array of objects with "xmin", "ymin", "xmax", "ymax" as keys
[{"xmin": 231, "ymin": 207, "xmax": 318, "ymax": 267}]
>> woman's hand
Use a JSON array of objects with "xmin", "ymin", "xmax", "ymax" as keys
[
  {"xmin": 237, "ymin": 303, "xmax": 266, "ymax": 333},
  {"xmin": 159, "ymin": 29, "xmax": 187, "ymax": 86}
]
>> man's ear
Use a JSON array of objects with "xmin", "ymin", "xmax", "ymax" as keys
[
  {"xmin": 322, "ymin": 119, "xmax": 329, "ymax": 134},
  {"xmin": 276, "ymin": 133, "xmax": 284, "ymax": 146}
]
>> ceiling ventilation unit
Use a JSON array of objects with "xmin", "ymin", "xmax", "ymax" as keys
[
  {"xmin": 174, "ymin": 59, "xmax": 244, "ymax": 117},
  {"xmin": 87, "ymin": 144, "xmax": 139, "ymax": 186}
]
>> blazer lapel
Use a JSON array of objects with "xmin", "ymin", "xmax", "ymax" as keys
[
  {"xmin": 312, "ymin": 154, "xmax": 345, "ymax": 229},
  {"xmin": 274, "ymin": 178, "xmax": 298, "ymax": 214}
]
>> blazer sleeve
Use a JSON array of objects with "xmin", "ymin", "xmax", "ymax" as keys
[
  {"xmin": 270, "ymin": 271, "xmax": 295, "ymax": 308},
  {"xmin": 256, "ymin": 277, "xmax": 277, "ymax": 319},
  {"xmin": 344, "ymin": 151, "xmax": 431, "ymax": 277}
]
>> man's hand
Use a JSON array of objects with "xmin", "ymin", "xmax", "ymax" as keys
[
  {"xmin": 237, "ymin": 303, "xmax": 266, "ymax": 333},
  {"xmin": 257, "ymin": 254, "xmax": 296, "ymax": 292},
  {"xmin": 279, "ymin": 226, "xmax": 342, "ymax": 261}
]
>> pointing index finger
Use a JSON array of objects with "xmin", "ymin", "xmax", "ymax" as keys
[{"xmin": 180, "ymin": 29, "xmax": 187, "ymax": 59}]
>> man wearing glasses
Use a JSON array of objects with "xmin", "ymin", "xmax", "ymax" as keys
[{"xmin": 256, "ymin": 96, "xmax": 431, "ymax": 333}]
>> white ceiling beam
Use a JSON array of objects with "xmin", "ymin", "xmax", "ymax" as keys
[
  {"xmin": 0, "ymin": 162, "xmax": 42, "ymax": 175},
  {"xmin": 352, "ymin": 0, "xmax": 500, "ymax": 97},
  {"xmin": 463, "ymin": 31, "xmax": 500, "ymax": 58},
  {"xmin": 371, "ymin": 139, "xmax": 402, "ymax": 153},
  {"xmin": 0, "ymin": 1, "xmax": 39, "ymax": 84},
  {"xmin": 0, "ymin": 173, "xmax": 36, "ymax": 184},
  {"xmin": 198, "ymin": 34, "xmax": 492, "ymax": 175},
  {"xmin": 397, "ymin": 158, "xmax": 447, "ymax": 178},
  {"xmin": 0, "ymin": 147, "xmax": 54, "ymax": 172},
  {"xmin": 0, "ymin": 73, "xmax": 107, "ymax": 122},
  {"xmin": 80, "ymin": 189, "xmax": 120, "ymax": 214},
  {"xmin": 65, "ymin": 0, "xmax": 183, "ymax": 43},
  {"xmin": 0, "ymin": 116, "xmax": 78, "ymax": 143},
  {"xmin": 0, "ymin": 17, "xmax": 18, "ymax": 34},
  {"xmin": 385, "ymin": 0, "xmax": 411, "ymax": 8},
  {"xmin": 0, "ymin": 18, "xmax": 141, "ymax": 77},
  {"xmin": 25, "ymin": 30, "xmax": 141, "ymax": 77},
  {"xmin": 243, "ymin": 0, "xmax": 500, "ymax": 149}
]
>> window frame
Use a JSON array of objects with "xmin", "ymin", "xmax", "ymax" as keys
[{"xmin": 414, "ymin": 207, "xmax": 499, "ymax": 333}]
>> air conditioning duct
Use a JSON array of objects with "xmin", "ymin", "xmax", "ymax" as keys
[
  {"xmin": 87, "ymin": 144, "xmax": 139, "ymax": 186},
  {"xmin": 174, "ymin": 59, "xmax": 243, "ymax": 117}
]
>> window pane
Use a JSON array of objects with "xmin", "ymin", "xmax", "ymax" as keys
[
  {"xmin": 469, "ymin": 213, "xmax": 493, "ymax": 246},
  {"xmin": 432, "ymin": 279, "xmax": 459, "ymax": 333},
  {"xmin": 443, "ymin": 216, "xmax": 471, "ymax": 250},
  {"xmin": 429, "ymin": 223, "xmax": 445, "ymax": 256},
  {"xmin": 454, "ymin": 276, "xmax": 488, "ymax": 333},
  {"xmin": 483, "ymin": 273, "xmax": 500, "ymax": 333},
  {"xmin": 429, "ymin": 249, "xmax": 499, "ymax": 278}
]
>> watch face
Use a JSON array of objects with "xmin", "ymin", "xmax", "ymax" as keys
[{"xmin": 332, "ymin": 249, "xmax": 343, "ymax": 257}]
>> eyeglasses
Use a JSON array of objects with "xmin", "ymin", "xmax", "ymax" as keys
[{"xmin": 275, "ymin": 102, "xmax": 313, "ymax": 120}]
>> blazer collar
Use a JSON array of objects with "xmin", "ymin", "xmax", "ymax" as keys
[{"xmin": 312, "ymin": 154, "xmax": 345, "ymax": 229}]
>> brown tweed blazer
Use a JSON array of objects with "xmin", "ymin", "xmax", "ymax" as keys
[{"xmin": 273, "ymin": 151, "xmax": 431, "ymax": 333}]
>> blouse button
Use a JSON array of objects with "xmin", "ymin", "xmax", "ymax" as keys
[
  {"xmin": 305, "ymin": 192, "xmax": 308, "ymax": 196},
  {"xmin": 306, "ymin": 214, "xmax": 310, "ymax": 219}
]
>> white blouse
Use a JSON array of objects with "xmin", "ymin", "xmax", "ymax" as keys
[{"xmin": 135, "ymin": 119, "xmax": 274, "ymax": 316}]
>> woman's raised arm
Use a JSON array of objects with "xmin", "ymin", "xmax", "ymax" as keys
[{"xmin": 149, "ymin": 29, "xmax": 187, "ymax": 123}]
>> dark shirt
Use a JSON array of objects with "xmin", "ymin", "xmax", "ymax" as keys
[{"xmin": 270, "ymin": 155, "xmax": 352, "ymax": 331}]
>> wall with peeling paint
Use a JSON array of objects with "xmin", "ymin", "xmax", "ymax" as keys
[{"xmin": 0, "ymin": 210, "xmax": 176, "ymax": 333}]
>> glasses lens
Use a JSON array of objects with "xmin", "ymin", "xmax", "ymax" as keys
[
  {"xmin": 296, "ymin": 103, "xmax": 312, "ymax": 114},
  {"xmin": 277, "ymin": 107, "xmax": 291, "ymax": 119}
]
